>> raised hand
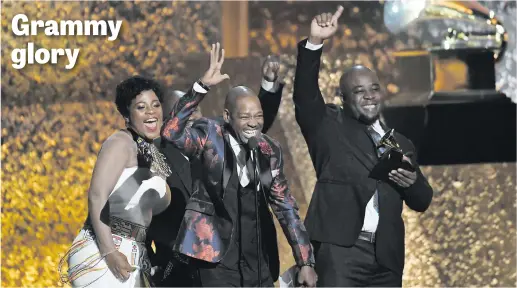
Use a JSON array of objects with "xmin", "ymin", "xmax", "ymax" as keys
[
  {"xmin": 262, "ymin": 55, "xmax": 281, "ymax": 82},
  {"xmin": 309, "ymin": 6, "xmax": 344, "ymax": 45},
  {"xmin": 200, "ymin": 42, "xmax": 230, "ymax": 86}
]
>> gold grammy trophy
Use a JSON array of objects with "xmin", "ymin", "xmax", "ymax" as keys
[
  {"xmin": 378, "ymin": 129, "xmax": 401, "ymax": 154},
  {"xmin": 367, "ymin": 127, "xmax": 415, "ymax": 181},
  {"xmin": 383, "ymin": 0, "xmax": 508, "ymax": 105},
  {"xmin": 384, "ymin": 0, "xmax": 507, "ymax": 59}
]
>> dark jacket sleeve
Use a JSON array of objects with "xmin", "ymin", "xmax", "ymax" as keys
[
  {"xmin": 161, "ymin": 85, "xmax": 212, "ymax": 158},
  {"xmin": 293, "ymin": 39, "xmax": 327, "ymax": 140},
  {"xmin": 266, "ymin": 139, "xmax": 315, "ymax": 267},
  {"xmin": 258, "ymin": 84, "xmax": 284, "ymax": 134},
  {"xmin": 399, "ymin": 143, "xmax": 434, "ymax": 212}
]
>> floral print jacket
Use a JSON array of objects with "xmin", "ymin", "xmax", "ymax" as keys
[{"xmin": 161, "ymin": 84, "xmax": 315, "ymax": 269}]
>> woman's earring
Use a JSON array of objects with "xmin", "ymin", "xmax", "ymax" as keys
[{"xmin": 125, "ymin": 118, "xmax": 130, "ymax": 127}]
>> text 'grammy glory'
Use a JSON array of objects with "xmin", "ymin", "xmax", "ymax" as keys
[{"xmin": 10, "ymin": 14, "xmax": 123, "ymax": 70}]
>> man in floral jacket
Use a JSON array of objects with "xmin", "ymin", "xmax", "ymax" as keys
[{"xmin": 161, "ymin": 43, "xmax": 317, "ymax": 287}]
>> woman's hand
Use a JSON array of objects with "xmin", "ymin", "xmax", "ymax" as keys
[
  {"xmin": 105, "ymin": 250, "xmax": 136, "ymax": 282},
  {"xmin": 200, "ymin": 42, "xmax": 230, "ymax": 86}
]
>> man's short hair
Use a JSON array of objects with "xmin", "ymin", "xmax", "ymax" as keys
[
  {"xmin": 224, "ymin": 86, "xmax": 256, "ymax": 114},
  {"xmin": 339, "ymin": 65, "xmax": 374, "ymax": 101}
]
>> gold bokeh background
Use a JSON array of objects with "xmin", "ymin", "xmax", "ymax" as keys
[{"xmin": 1, "ymin": 1, "xmax": 515, "ymax": 287}]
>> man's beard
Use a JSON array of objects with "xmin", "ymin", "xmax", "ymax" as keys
[{"xmin": 358, "ymin": 113, "xmax": 378, "ymax": 125}]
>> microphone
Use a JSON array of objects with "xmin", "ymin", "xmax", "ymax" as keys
[
  {"xmin": 247, "ymin": 137, "xmax": 261, "ymax": 184},
  {"xmin": 247, "ymin": 137, "xmax": 262, "ymax": 286},
  {"xmin": 247, "ymin": 136, "xmax": 259, "ymax": 151}
]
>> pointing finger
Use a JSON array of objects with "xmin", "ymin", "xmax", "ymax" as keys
[
  {"xmin": 210, "ymin": 44, "xmax": 216, "ymax": 68},
  {"xmin": 218, "ymin": 48, "xmax": 225, "ymax": 66},
  {"xmin": 332, "ymin": 5, "xmax": 344, "ymax": 24},
  {"xmin": 215, "ymin": 42, "xmax": 221, "ymax": 63}
]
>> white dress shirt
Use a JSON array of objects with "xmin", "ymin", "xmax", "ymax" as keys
[
  {"xmin": 228, "ymin": 134, "xmax": 253, "ymax": 187},
  {"xmin": 193, "ymin": 79, "xmax": 279, "ymax": 95},
  {"xmin": 361, "ymin": 120, "xmax": 385, "ymax": 232},
  {"xmin": 305, "ymin": 40, "xmax": 384, "ymax": 233}
]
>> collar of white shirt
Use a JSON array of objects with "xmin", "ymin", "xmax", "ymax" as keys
[
  {"xmin": 371, "ymin": 119, "xmax": 385, "ymax": 136},
  {"xmin": 228, "ymin": 134, "xmax": 251, "ymax": 187},
  {"xmin": 228, "ymin": 134, "xmax": 244, "ymax": 156}
]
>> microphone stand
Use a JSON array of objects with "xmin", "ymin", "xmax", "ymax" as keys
[{"xmin": 250, "ymin": 149, "xmax": 262, "ymax": 287}]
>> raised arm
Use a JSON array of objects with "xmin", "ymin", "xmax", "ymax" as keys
[
  {"xmin": 161, "ymin": 43, "xmax": 229, "ymax": 157},
  {"xmin": 293, "ymin": 6, "xmax": 344, "ymax": 136},
  {"xmin": 162, "ymin": 85, "xmax": 210, "ymax": 158},
  {"xmin": 258, "ymin": 55, "xmax": 284, "ymax": 134}
]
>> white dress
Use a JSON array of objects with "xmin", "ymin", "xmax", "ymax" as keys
[{"xmin": 60, "ymin": 167, "xmax": 169, "ymax": 288}]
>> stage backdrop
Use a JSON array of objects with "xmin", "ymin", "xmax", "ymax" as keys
[{"xmin": 1, "ymin": 1, "xmax": 515, "ymax": 287}]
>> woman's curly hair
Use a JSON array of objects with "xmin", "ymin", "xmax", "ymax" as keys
[{"xmin": 115, "ymin": 76, "xmax": 164, "ymax": 118}]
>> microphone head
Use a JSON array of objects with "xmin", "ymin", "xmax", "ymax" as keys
[{"xmin": 247, "ymin": 137, "xmax": 259, "ymax": 150}]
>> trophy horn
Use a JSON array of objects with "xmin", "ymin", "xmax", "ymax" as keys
[
  {"xmin": 379, "ymin": 129, "xmax": 401, "ymax": 151},
  {"xmin": 383, "ymin": 0, "xmax": 508, "ymax": 61}
]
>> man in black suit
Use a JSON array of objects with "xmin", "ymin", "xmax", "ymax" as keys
[
  {"xmin": 293, "ymin": 6, "xmax": 434, "ymax": 287},
  {"xmin": 146, "ymin": 56, "xmax": 285, "ymax": 287}
]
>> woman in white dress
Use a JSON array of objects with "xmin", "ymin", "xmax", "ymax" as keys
[{"xmin": 59, "ymin": 76, "xmax": 172, "ymax": 287}]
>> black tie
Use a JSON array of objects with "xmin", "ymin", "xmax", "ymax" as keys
[
  {"xmin": 245, "ymin": 149, "xmax": 256, "ymax": 185},
  {"xmin": 366, "ymin": 126, "xmax": 387, "ymax": 158},
  {"xmin": 366, "ymin": 125, "xmax": 382, "ymax": 212}
]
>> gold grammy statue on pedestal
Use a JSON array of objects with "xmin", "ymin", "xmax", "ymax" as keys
[
  {"xmin": 384, "ymin": 0, "xmax": 508, "ymax": 60},
  {"xmin": 383, "ymin": 0, "xmax": 508, "ymax": 105}
]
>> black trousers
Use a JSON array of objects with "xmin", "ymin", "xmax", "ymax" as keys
[
  {"xmin": 196, "ymin": 259, "xmax": 274, "ymax": 287},
  {"xmin": 148, "ymin": 242, "xmax": 196, "ymax": 287},
  {"xmin": 314, "ymin": 239, "xmax": 402, "ymax": 287},
  {"xmin": 158, "ymin": 261, "xmax": 196, "ymax": 287}
]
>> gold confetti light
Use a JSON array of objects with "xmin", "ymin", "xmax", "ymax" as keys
[
  {"xmin": 1, "ymin": 1, "xmax": 221, "ymax": 287},
  {"xmin": 2, "ymin": 1, "xmax": 220, "ymax": 107}
]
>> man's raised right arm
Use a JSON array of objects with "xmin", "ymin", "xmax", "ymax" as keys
[
  {"xmin": 161, "ymin": 42, "xmax": 229, "ymax": 157},
  {"xmin": 293, "ymin": 6, "xmax": 344, "ymax": 135},
  {"xmin": 293, "ymin": 39, "xmax": 326, "ymax": 134}
]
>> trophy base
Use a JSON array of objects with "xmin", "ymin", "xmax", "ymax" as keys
[
  {"xmin": 369, "ymin": 149, "xmax": 415, "ymax": 181},
  {"xmin": 383, "ymin": 97, "xmax": 516, "ymax": 165},
  {"xmin": 386, "ymin": 48, "xmax": 501, "ymax": 107},
  {"xmin": 383, "ymin": 47, "xmax": 515, "ymax": 165}
]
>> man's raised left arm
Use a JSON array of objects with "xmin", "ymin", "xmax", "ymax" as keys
[{"xmin": 258, "ymin": 55, "xmax": 284, "ymax": 134}]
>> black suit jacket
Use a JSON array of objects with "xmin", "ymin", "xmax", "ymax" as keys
[
  {"xmin": 146, "ymin": 85, "xmax": 284, "ymax": 268},
  {"xmin": 145, "ymin": 137, "xmax": 191, "ymax": 269},
  {"xmin": 293, "ymin": 39, "xmax": 433, "ymax": 275}
]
